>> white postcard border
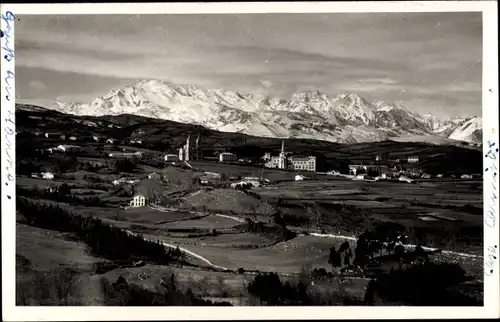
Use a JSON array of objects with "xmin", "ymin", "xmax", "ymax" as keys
[{"xmin": 1, "ymin": 1, "xmax": 498, "ymax": 321}]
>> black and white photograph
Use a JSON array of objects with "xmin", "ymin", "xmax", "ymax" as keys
[{"xmin": 1, "ymin": 1, "xmax": 499, "ymax": 319}]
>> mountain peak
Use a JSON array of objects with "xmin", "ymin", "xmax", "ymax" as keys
[{"xmin": 48, "ymin": 80, "xmax": 482, "ymax": 145}]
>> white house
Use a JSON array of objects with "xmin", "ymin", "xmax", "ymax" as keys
[
  {"xmin": 219, "ymin": 152, "xmax": 237, "ymax": 162},
  {"xmin": 130, "ymin": 194, "xmax": 146, "ymax": 208},
  {"xmin": 42, "ymin": 172, "xmax": 54, "ymax": 180},
  {"xmin": 148, "ymin": 172, "xmax": 162, "ymax": 181},
  {"xmin": 69, "ymin": 136, "xmax": 77, "ymax": 141},
  {"xmin": 56, "ymin": 145, "xmax": 81, "ymax": 152},
  {"xmin": 295, "ymin": 174, "xmax": 306, "ymax": 181},
  {"xmin": 164, "ymin": 154, "xmax": 179, "ymax": 162},
  {"xmin": 407, "ymin": 156, "xmax": 420, "ymax": 164},
  {"xmin": 106, "ymin": 138, "xmax": 115, "ymax": 144}
]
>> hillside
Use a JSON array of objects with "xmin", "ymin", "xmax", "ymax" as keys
[
  {"xmin": 39, "ymin": 80, "xmax": 482, "ymax": 144},
  {"xmin": 15, "ymin": 104, "xmax": 482, "ymax": 175}
]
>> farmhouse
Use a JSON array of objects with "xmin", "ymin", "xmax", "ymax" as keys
[
  {"xmin": 148, "ymin": 172, "xmax": 162, "ymax": 181},
  {"xmin": 56, "ymin": 145, "xmax": 82, "ymax": 152},
  {"xmin": 164, "ymin": 154, "xmax": 179, "ymax": 162},
  {"xmin": 109, "ymin": 151, "xmax": 143, "ymax": 158},
  {"xmin": 349, "ymin": 164, "xmax": 390, "ymax": 177},
  {"xmin": 130, "ymin": 194, "xmax": 146, "ymax": 208},
  {"xmin": 45, "ymin": 185, "xmax": 58, "ymax": 193},
  {"xmin": 219, "ymin": 152, "xmax": 238, "ymax": 162},
  {"xmin": 41, "ymin": 172, "xmax": 54, "ymax": 180},
  {"xmin": 231, "ymin": 180, "xmax": 261, "ymax": 189},
  {"xmin": 295, "ymin": 174, "xmax": 306, "ymax": 181},
  {"xmin": 44, "ymin": 132, "xmax": 63, "ymax": 138},
  {"xmin": 407, "ymin": 156, "xmax": 420, "ymax": 164}
]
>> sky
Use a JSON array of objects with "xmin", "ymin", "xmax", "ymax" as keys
[{"xmin": 16, "ymin": 13, "xmax": 482, "ymax": 119}]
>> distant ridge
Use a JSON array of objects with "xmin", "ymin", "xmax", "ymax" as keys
[{"xmin": 32, "ymin": 80, "xmax": 481, "ymax": 145}]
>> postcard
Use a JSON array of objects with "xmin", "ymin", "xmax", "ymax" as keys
[{"xmin": 1, "ymin": 1, "xmax": 498, "ymax": 320}]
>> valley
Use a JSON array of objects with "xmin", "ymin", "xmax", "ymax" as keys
[{"xmin": 15, "ymin": 105, "xmax": 484, "ymax": 306}]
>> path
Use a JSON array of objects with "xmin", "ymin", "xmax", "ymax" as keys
[{"xmin": 144, "ymin": 204, "xmax": 482, "ymax": 269}]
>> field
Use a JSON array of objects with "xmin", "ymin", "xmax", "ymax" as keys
[{"xmin": 14, "ymin": 105, "xmax": 484, "ymax": 306}]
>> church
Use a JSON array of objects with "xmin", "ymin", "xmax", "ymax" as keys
[{"xmin": 263, "ymin": 140, "xmax": 317, "ymax": 172}]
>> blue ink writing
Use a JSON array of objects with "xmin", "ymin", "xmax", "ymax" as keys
[
  {"xmin": 484, "ymin": 140, "xmax": 498, "ymax": 230},
  {"xmin": 1, "ymin": 11, "xmax": 15, "ymax": 62},
  {"xmin": 485, "ymin": 245, "xmax": 498, "ymax": 276},
  {"xmin": 2, "ymin": 11, "xmax": 16, "ymax": 190}
]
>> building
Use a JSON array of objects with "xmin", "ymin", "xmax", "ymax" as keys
[
  {"xmin": 106, "ymin": 138, "xmax": 116, "ymax": 144},
  {"xmin": 263, "ymin": 140, "xmax": 317, "ymax": 172},
  {"xmin": 130, "ymin": 194, "xmax": 146, "ymax": 208},
  {"xmin": 407, "ymin": 156, "xmax": 419, "ymax": 164},
  {"xmin": 219, "ymin": 152, "xmax": 237, "ymax": 162},
  {"xmin": 230, "ymin": 180, "xmax": 261, "ymax": 189},
  {"xmin": 289, "ymin": 156, "xmax": 316, "ymax": 172},
  {"xmin": 112, "ymin": 179, "xmax": 121, "ymax": 185},
  {"xmin": 45, "ymin": 185, "xmax": 58, "ymax": 193},
  {"xmin": 56, "ymin": 145, "xmax": 81, "ymax": 152},
  {"xmin": 109, "ymin": 151, "xmax": 143, "ymax": 158},
  {"xmin": 44, "ymin": 132, "xmax": 62, "ymax": 138},
  {"xmin": 164, "ymin": 154, "xmax": 179, "ymax": 162},
  {"xmin": 178, "ymin": 135, "xmax": 191, "ymax": 161},
  {"xmin": 42, "ymin": 172, "xmax": 54, "ymax": 180},
  {"xmin": 148, "ymin": 172, "xmax": 162, "ymax": 181},
  {"xmin": 295, "ymin": 174, "xmax": 306, "ymax": 181},
  {"xmin": 69, "ymin": 136, "xmax": 77, "ymax": 141},
  {"xmin": 461, "ymin": 174, "xmax": 473, "ymax": 179},
  {"xmin": 93, "ymin": 136, "xmax": 100, "ymax": 142},
  {"xmin": 375, "ymin": 152, "xmax": 389, "ymax": 163},
  {"xmin": 349, "ymin": 164, "xmax": 390, "ymax": 177}
]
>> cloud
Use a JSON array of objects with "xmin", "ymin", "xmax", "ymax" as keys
[
  {"xmin": 15, "ymin": 12, "xmax": 482, "ymax": 118},
  {"xmin": 27, "ymin": 79, "xmax": 47, "ymax": 92}
]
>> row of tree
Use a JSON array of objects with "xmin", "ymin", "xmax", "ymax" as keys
[
  {"xmin": 328, "ymin": 241, "xmax": 353, "ymax": 269},
  {"xmin": 17, "ymin": 199, "xmax": 178, "ymax": 264},
  {"xmin": 18, "ymin": 186, "xmax": 109, "ymax": 207},
  {"xmin": 363, "ymin": 262, "xmax": 480, "ymax": 306}
]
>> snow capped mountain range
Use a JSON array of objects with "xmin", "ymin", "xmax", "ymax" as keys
[{"xmin": 50, "ymin": 80, "xmax": 482, "ymax": 145}]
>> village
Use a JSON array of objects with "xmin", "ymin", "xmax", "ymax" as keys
[
  {"xmin": 28, "ymin": 128, "xmax": 483, "ymax": 209},
  {"xmin": 14, "ymin": 105, "xmax": 485, "ymax": 307}
]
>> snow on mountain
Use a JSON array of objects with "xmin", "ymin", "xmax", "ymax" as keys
[
  {"xmin": 448, "ymin": 117, "xmax": 483, "ymax": 143},
  {"xmin": 49, "ymin": 80, "xmax": 482, "ymax": 144}
]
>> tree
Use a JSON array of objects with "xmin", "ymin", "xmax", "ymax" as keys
[
  {"xmin": 313, "ymin": 202, "xmax": 322, "ymax": 229},
  {"xmin": 365, "ymin": 262, "xmax": 478, "ymax": 306},
  {"xmin": 394, "ymin": 245, "xmax": 405, "ymax": 258},
  {"xmin": 344, "ymin": 248, "xmax": 353, "ymax": 266},
  {"xmin": 328, "ymin": 247, "xmax": 342, "ymax": 270},
  {"xmin": 339, "ymin": 241, "xmax": 350, "ymax": 253},
  {"xmin": 247, "ymin": 273, "xmax": 283, "ymax": 305},
  {"xmin": 270, "ymin": 213, "xmax": 286, "ymax": 228}
]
